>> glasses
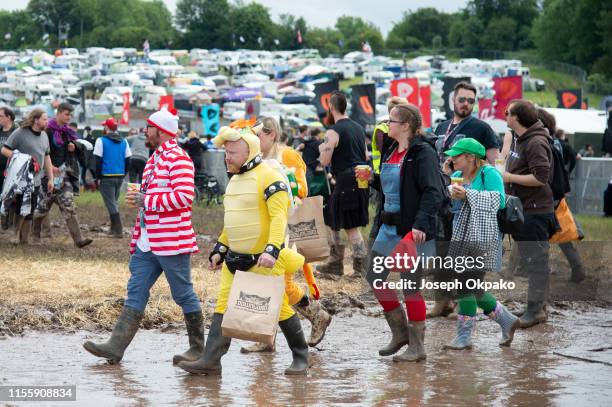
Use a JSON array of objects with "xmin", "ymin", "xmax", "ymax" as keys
[
  {"xmin": 388, "ymin": 119, "xmax": 406, "ymax": 124},
  {"xmin": 457, "ymin": 97, "xmax": 475, "ymax": 105}
]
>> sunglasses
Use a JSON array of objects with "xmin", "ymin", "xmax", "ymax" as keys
[
  {"xmin": 457, "ymin": 97, "xmax": 475, "ymax": 105},
  {"xmin": 388, "ymin": 119, "xmax": 406, "ymax": 124},
  {"xmin": 505, "ymin": 110, "xmax": 512, "ymax": 117}
]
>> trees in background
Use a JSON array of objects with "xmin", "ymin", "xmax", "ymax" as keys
[{"xmin": 0, "ymin": 0, "xmax": 609, "ymax": 80}]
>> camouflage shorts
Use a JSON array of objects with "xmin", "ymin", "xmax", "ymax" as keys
[{"xmin": 35, "ymin": 180, "xmax": 77, "ymax": 218}]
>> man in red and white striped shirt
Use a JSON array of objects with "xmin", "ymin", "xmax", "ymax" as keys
[{"xmin": 83, "ymin": 108, "xmax": 203, "ymax": 365}]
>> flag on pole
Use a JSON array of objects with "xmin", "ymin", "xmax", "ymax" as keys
[
  {"xmin": 556, "ymin": 89, "xmax": 582, "ymax": 109},
  {"xmin": 493, "ymin": 76, "xmax": 523, "ymax": 119},
  {"xmin": 390, "ymin": 78, "xmax": 419, "ymax": 105},
  {"xmin": 418, "ymin": 85, "xmax": 431, "ymax": 129},
  {"xmin": 478, "ymin": 98, "xmax": 494, "ymax": 120},
  {"xmin": 120, "ymin": 92, "xmax": 130, "ymax": 125},
  {"xmin": 158, "ymin": 95, "xmax": 174, "ymax": 111}
]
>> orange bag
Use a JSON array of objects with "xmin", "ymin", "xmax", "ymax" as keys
[{"xmin": 549, "ymin": 199, "xmax": 580, "ymax": 244}]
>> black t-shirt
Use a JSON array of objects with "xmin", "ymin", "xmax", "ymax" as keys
[
  {"xmin": 48, "ymin": 132, "xmax": 70, "ymax": 167},
  {"xmin": 0, "ymin": 125, "xmax": 16, "ymax": 168},
  {"xmin": 301, "ymin": 138, "xmax": 322, "ymax": 170},
  {"xmin": 434, "ymin": 116, "xmax": 499, "ymax": 162},
  {"xmin": 330, "ymin": 118, "xmax": 367, "ymax": 175}
]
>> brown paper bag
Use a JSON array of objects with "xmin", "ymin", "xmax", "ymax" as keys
[
  {"xmin": 221, "ymin": 271, "xmax": 285, "ymax": 345},
  {"xmin": 288, "ymin": 196, "xmax": 330, "ymax": 262}
]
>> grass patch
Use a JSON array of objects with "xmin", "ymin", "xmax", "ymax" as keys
[
  {"xmin": 339, "ymin": 76, "xmax": 364, "ymax": 91},
  {"xmin": 575, "ymin": 214, "xmax": 612, "ymax": 241},
  {"xmin": 528, "ymin": 66, "xmax": 603, "ymax": 109}
]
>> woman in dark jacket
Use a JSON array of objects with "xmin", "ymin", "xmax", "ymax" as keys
[{"xmin": 365, "ymin": 104, "xmax": 446, "ymax": 363}]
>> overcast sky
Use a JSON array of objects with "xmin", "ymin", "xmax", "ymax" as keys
[{"xmin": 0, "ymin": 0, "xmax": 468, "ymax": 36}]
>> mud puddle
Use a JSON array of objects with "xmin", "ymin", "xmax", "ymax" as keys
[{"xmin": 2, "ymin": 308, "xmax": 612, "ymax": 406}]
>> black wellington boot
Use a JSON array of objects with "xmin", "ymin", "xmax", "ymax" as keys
[
  {"xmin": 173, "ymin": 311, "xmax": 205, "ymax": 365},
  {"xmin": 178, "ymin": 313, "xmax": 231, "ymax": 375},
  {"xmin": 279, "ymin": 314, "xmax": 309, "ymax": 375}
]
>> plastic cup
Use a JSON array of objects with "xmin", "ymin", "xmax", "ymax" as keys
[
  {"xmin": 127, "ymin": 183, "xmax": 140, "ymax": 192},
  {"xmin": 355, "ymin": 165, "xmax": 371, "ymax": 189},
  {"xmin": 495, "ymin": 159, "xmax": 506, "ymax": 173},
  {"xmin": 450, "ymin": 176, "xmax": 464, "ymax": 186},
  {"xmin": 126, "ymin": 183, "xmax": 141, "ymax": 208}
]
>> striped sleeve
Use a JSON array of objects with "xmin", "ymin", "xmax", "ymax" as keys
[{"xmin": 143, "ymin": 152, "xmax": 195, "ymax": 212}]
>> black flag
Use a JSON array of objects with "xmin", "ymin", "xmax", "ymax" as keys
[
  {"xmin": 442, "ymin": 76, "xmax": 470, "ymax": 119},
  {"xmin": 557, "ymin": 89, "xmax": 582, "ymax": 109},
  {"xmin": 313, "ymin": 80, "xmax": 339, "ymax": 120},
  {"xmin": 350, "ymin": 83, "xmax": 376, "ymax": 127}
]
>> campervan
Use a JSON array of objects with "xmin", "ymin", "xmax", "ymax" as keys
[
  {"xmin": 197, "ymin": 60, "xmax": 219, "ymax": 75},
  {"xmin": 363, "ymin": 71, "xmax": 394, "ymax": 87}
]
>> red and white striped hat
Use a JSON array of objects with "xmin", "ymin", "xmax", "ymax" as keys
[{"xmin": 147, "ymin": 107, "xmax": 179, "ymax": 137}]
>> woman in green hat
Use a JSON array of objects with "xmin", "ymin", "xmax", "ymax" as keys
[{"xmin": 442, "ymin": 138, "xmax": 520, "ymax": 350}]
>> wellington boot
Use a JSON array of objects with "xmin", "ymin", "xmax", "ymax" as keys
[
  {"xmin": 379, "ymin": 307, "xmax": 410, "ymax": 356},
  {"xmin": 393, "ymin": 321, "xmax": 426, "ymax": 362},
  {"xmin": 109, "ymin": 213, "xmax": 123, "ymax": 238},
  {"xmin": 488, "ymin": 302, "xmax": 520, "ymax": 346},
  {"xmin": 518, "ymin": 302, "xmax": 548, "ymax": 329},
  {"xmin": 279, "ymin": 315, "xmax": 309, "ymax": 375},
  {"xmin": 178, "ymin": 313, "xmax": 231, "ymax": 375},
  {"xmin": 316, "ymin": 244, "xmax": 345, "ymax": 276},
  {"xmin": 294, "ymin": 297, "xmax": 332, "ymax": 347},
  {"xmin": 11, "ymin": 216, "xmax": 25, "ymax": 245},
  {"xmin": 444, "ymin": 315, "xmax": 475, "ymax": 351},
  {"xmin": 66, "ymin": 215, "xmax": 93, "ymax": 248},
  {"xmin": 173, "ymin": 311, "xmax": 205, "ymax": 365},
  {"xmin": 83, "ymin": 306, "xmax": 143, "ymax": 363},
  {"xmin": 351, "ymin": 241, "xmax": 367, "ymax": 277},
  {"xmin": 32, "ymin": 216, "xmax": 43, "ymax": 242}
]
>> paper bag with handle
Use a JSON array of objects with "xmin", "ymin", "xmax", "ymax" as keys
[
  {"xmin": 221, "ymin": 270, "xmax": 285, "ymax": 346},
  {"xmin": 287, "ymin": 195, "xmax": 330, "ymax": 262}
]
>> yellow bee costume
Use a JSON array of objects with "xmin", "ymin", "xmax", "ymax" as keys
[
  {"xmin": 179, "ymin": 123, "xmax": 311, "ymax": 376},
  {"xmin": 211, "ymin": 126, "xmax": 305, "ymax": 322}
]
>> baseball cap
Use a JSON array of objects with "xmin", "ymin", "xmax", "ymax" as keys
[
  {"xmin": 100, "ymin": 117, "xmax": 118, "ymax": 131},
  {"xmin": 444, "ymin": 138, "xmax": 486, "ymax": 159}
]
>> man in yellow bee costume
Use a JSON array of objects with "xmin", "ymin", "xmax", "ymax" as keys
[{"xmin": 177, "ymin": 123, "xmax": 309, "ymax": 376}]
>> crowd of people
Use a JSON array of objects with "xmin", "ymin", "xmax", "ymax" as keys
[{"xmin": 0, "ymin": 81, "xmax": 592, "ymax": 375}]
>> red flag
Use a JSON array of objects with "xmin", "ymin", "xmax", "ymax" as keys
[
  {"xmin": 493, "ymin": 76, "xmax": 522, "ymax": 120},
  {"xmin": 418, "ymin": 85, "xmax": 431, "ymax": 128},
  {"xmin": 297, "ymin": 30, "xmax": 302, "ymax": 44},
  {"xmin": 390, "ymin": 78, "xmax": 419, "ymax": 105},
  {"xmin": 120, "ymin": 92, "xmax": 130, "ymax": 125},
  {"xmin": 478, "ymin": 98, "xmax": 494, "ymax": 120},
  {"xmin": 158, "ymin": 95, "xmax": 174, "ymax": 111}
]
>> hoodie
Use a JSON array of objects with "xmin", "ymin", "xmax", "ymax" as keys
[{"xmin": 505, "ymin": 120, "xmax": 554, "ymax": 214}]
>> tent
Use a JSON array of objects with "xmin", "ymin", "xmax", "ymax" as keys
[
  {"xmin": 543, "ymin": 108, "xmax": 607, "ymax": 135},
  {"xmin": 544, "ymin": 108, "xmax": 608, "ymax": 153}
]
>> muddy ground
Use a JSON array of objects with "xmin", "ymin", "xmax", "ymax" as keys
[{"xmin": 1, "ymin": 193, "xmax": 612, "ymax": 405}]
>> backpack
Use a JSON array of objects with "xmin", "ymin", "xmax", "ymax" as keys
[
  {"xmin": 480, "ymin": 170, "xmax": 524, "ymax": 235},
  {"xmin": 549, "ymin": 138, "xmax": 571, "ymax": 201}
]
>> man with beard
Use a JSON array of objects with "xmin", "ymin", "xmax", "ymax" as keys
[
  {"xmin": 429, "ymin": 82, "xmax": 499, "ymax": 318},
  {"xmin": 32, "ymin": 102, "xmax": 93, "ymax": 248},
  {"xmin": 435, "ymin": 82, "xmax": 499, "ymax": 164}
]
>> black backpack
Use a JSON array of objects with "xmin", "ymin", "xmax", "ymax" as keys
[
  {"xmin": 549, "ymin": 138, "xmax": 571, "ymax": 201},
  {"xmin": 480, "ymin": 170, "xmax": 524, "ymax": 235}
]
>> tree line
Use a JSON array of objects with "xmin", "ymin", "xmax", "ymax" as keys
[{"xmin": 0, "ymin": 0, "xmax": 609, "ymax": 80}]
